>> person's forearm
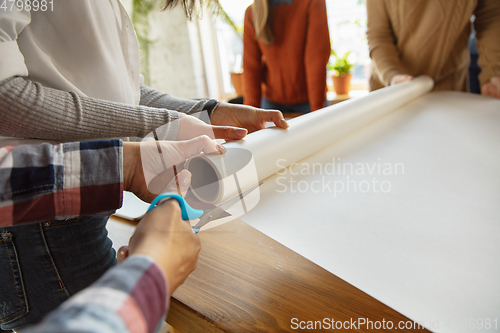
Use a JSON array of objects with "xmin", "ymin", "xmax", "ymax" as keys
[
  {"xmin": 0, "ymin": 77, "xmax": 179, "ymax": 142},
  {"xmin": 366, "ymin": 0, "xmax": 405, "ymax": 86},
  {"xmin": 140, "ymin": 84, "xmax": 213, "ymax": 116},
  {"xmin": 22, "ymin": 255, "xmax": 169, "ymax": 333},
  {"xmin": 369, "ymin": 46, "xmax": 404, "ymax": 86},
  {"xmin": 0, "ymin": 140, "xmax": 123, "ymax": 227}
]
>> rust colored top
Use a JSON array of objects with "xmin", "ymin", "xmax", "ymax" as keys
[
  {"xmin": 367, "ymin": 0, "xmax": 500, "ymax": 91},
  {"xmin": 243, "ymin": 0, "xmax": 331, "ymax": 111}
]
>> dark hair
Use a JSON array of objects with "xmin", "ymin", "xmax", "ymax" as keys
[{"xmin": 164, "ymin": 0, "xmax": 220, "ymax": 19}]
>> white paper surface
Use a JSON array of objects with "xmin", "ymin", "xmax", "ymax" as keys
[
  {"xmin": 238, "ymin": 91, "xmax": 500, "ymax": 332},
  {"xmin": 187, "ymin": 76, "xmax": 434, "ymax": 205},
  {"xmin": 112, "ymin": 78, "xmax": 499, "ymax": 331},
  {"xmin": 114, "ymin": 191, "xmax": 150, "ymax": 220}
]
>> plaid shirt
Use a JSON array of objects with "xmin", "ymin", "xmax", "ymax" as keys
[
  {"xmin": 0, "ymin": 140, "xmax": 123, "ymax": 226},
  {"xmin": 23, "ymin": 255, "xmax": 168, "ymax": 333},
  {"xmin": 0, "ymin": 140, "xmax": 169, "ymax": 333}
]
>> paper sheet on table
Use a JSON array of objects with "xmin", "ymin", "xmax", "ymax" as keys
[
  {"xmin": 187, "ymin": 76, "xmax": 434, "ymax": 204},
  {"xmin": 240, "ymin": 92, "xmax": 500, "ymax": 332},
  {"xmin": 190, "ymin": 77, "xmax": 499, "ymax": 332},
  {"xmin": 114, "ymin": 78, "xmax": 499, "ymax": 332},
  {"xmin": 114, "ymin": 191, "xmax": 150, "ymax": 220}
]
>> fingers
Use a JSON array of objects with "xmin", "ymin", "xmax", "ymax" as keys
[
  {"xmin": 213, "ymin": 126, "xmax": 248, "ymax": 140},
  {"xmin": 170, "ymin": 135, "xmax": 225, "ymax": 158},
  {"xmin": 177, "ymin": 114, "xmax": 252, "ymax": 140},
  {"xmin": 482, "ymin": 83, "xmax": 492, "ymax": 96},
  {"xmin": 164, "ymin": 169, "xmax": 191, "ymax": 197},
  {"xmin": 481, "ymin": 76, "xmax": 500, "ymax": 99},
  {"xmin": 129, "ymin": 200, "xmax": 201, "ymax": 293},
  {"xmin": 390, "ymin": 74, "xmax": 413, "ymax": 86},
  {"xmin": 148, "ymin": 168, "xmax": 192, "ymax": 196},
  {"xmin": 176, "ymin": 113, "xmax": 216, "ymax": 140},
  {"xmin": 255, "ymin": 109, "xmax": 289, "ymax": 129},
  {"xmin": 481, "ymin": 82, "xmax": 497, "ymax": 98},
  {"xmin": 491, "ymin": 76, "xmax": 500, "ymax": 86},
  {"xmin": 140, "ymin": 134, "xmax": 226, "ymax": 196}
]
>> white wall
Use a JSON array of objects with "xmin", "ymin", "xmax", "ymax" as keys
[
  {"xmin": 121, "ymin": 0, "xmax": 209, "ymax": 99},
  {"xmin": 148, "ymin": 7, "xmax": 205, "ymax": 99}
]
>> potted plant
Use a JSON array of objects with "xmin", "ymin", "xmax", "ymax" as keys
[{"xmin": 328, "ymin": 50, "xmax": 354, "ymax": 95}]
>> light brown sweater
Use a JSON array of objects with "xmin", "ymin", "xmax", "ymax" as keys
[{"xmin": 366, "ymin": 0, "xmax": 500, "ymax": 91}]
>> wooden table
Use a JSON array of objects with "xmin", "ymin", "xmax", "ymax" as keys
[
  {"xmin": 145, "ymin": 218, "xmax": 429, "ymax": 333},
  {"xmin": 107, "ymin": 167, "xmax": 429, "ymax": 332}
]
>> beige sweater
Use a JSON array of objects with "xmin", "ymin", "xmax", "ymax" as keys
[{"xmin": 366, "ymin": 0, "xmax": 500, "ymax": 91}]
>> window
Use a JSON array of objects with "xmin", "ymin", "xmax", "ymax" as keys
[
  {"xmin": 214, "ymin": 0, "xmax": 369, "ymax": 97},
  {"xmin": 326, "ymin": 0, "xmax": 369, "ymax": 87}
]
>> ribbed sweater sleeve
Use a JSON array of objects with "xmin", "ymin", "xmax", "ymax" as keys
[
  {"xmin": 366, "ymin": 0, "xmax": 405, "ymax": 86},
  {"xmin": 242, "ymin": 6, "xmax": 263, "ymax": 108},
  {"xmin": 0, "ymin": 77, "xmax": 179, "ymax": 142},
  {"xmin": 139, "ymin": 84, "xmax": 210, "ymax": 116},
  {"xmin": 474, "ymin": 0, "xmax": 500, "ymax": 86},
  {"xmin": 304, "ymin": 0, "xmax": 330, "ymax": 111}
]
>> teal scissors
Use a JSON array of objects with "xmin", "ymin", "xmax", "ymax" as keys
[{"xmin": 147, "ymin": 182, "xmax": 262, "ymax": 234}]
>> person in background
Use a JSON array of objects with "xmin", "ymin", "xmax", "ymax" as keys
[
  {"xmin": 468, "ymin": 28, "xmax": 481, "ymax": 94},
  {"xmin": 243, "ymin": 0, "xmax": 331, "ymax": 113},
  {"xmin": 0, "ymin": 0, "xmax": 288, "ymax": 329},
  {"xmin": 0, "ymin": 139, "xmax": 205, "ymax": 333},
  {"xmin": 366, "ymin": 0, "xmax": 500, "ymax": 99}
]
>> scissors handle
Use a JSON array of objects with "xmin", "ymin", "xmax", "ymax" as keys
[{"xmin": 147, "ymin": 192, "xmax": 204, "ymax": 221}]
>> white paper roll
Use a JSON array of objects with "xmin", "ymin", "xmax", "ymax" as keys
[
  {"xmin": 187, "ymin": 76, "xmax": 434, "ymax": 205},
  {"xmin": 185, "ymin": 148, "xmax": 259, "ymax": 204}
]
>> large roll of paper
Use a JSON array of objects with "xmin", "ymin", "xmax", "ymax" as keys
[{"xmin": 186, "ymin": 76, "xmax": 434, "ymax": 205}]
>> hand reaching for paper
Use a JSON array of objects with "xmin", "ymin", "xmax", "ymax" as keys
[
  {"xmin": 481, "ymin": 76, "xmax": 500, "ymax": 99},
  {"xmin": 210, "ymin": 102, "xmax": 289, "ymax": 133},
  {"xmin": 154, "ymin": 103, "xmax": 288, "ymax": 143},
  {"xmin": 390, "ymin": 74, "xmax": 414, "ymax": 86},
  {"xmin": 177, "ymin": 113, "xmax": 248, "ymax": 141}
]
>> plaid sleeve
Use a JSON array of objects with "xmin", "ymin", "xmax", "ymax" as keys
[
  {"xmin": 22, "ymin": 255, "xmax": 169, "ymax": 333},
  {"xmin": 0, "ymin": 140, "xmax": 123, "ymax": 227}
]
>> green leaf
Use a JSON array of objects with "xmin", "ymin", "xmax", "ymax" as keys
[{"xmin": 327, "ymin": 50, "xmax": 354, "ymax": 76}]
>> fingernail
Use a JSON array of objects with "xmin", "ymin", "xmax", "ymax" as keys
[
  {"xmin": 216, "ymin": 144, "xmax": 227, "ymax": 154},
  {"xmin": 118, "ymin": 248, "xmax": 128, "ymax": 258},
  {"xmin": 235, "ymin": 128, "xmax": 247, "ymax": 137},
  {"xmin": 280, "ymin": 119, "xmax": 289, "ymax": 127}
]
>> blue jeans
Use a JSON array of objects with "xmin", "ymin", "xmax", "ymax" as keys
[
  {"xmin": 0, "ymin": 216, "xmax": 116, "ymax": 330},
  {"xmin": 261, "ymin": 97, "xmax": 311, "ymax": 114}
]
